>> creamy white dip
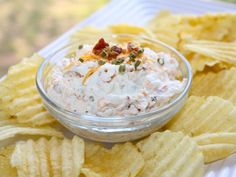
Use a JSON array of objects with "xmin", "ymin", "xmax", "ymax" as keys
[{"xmin": 46, "ymin": 42, "xmax": 186, "ymax": 117}]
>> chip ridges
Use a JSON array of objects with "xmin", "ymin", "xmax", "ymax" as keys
[
  {"xmin": 0, "ymin": 125, "xmax": 63, "ymax": 142},
  {"xmin": 191, "ymin": 68, "xmax": 236, "ymax": 104},
  {"xmin": 11, "ymin": 136, "xmax": 85, "ymax": 177},
  {"xmin": 0, "ymin": 146, "xmax": 17, "ymax": 177},
  {"xmin": 136, "ymin": 131, "xmax": 204, "ymax": 177},
  {"xmin": 184, "ymin": 40, "xmax": 236, "ymax": 65},
  {"xmin": 82, "ymin": 142, "xmax": 144, "ymax": 177},
  {"xmin": 194, "ymin": 132, "xmax": 236, "ymax": 163},
  {"xmin": 165, "ymin": 96, "xmax": 236, "ymax": 136},
  {"xmin": 0, "ymin": 54, "xmax": 55, "ymax": 126}
]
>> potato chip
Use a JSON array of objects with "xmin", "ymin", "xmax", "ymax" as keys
[
  {"xmin": 194, "ymin": 132, "xmax": 236, "ymax": 163},
  {"xmin": 82, "ymin": 142, "xmax": 144, "ymax": 177},
  {"xmin": 199, "ymin": 144, "xmax": 236, "ymax": 163},
  {"xmin": 0, "ymin": 125, "xmax": 63, "ymax": 142},
  {"xmin": 178, "ymin": 13, "xmax": 236, "ymax": 43},
  {"xmin": 0, "ymin": 119, "xmax": 19, "ymax": 126},
  {"xmin": 0, "ymin": 111, "xmax": 11, "ymax": 119},
  {"xmin": 11, "ymin": 136, "xmax": 84, "ymax": 177},
  {"xmin": 49, "ymin": 137, "xmax": 61, "ymax": 177},
  {"xmin": 184, "ymin": 40, "xmax": 236, "ymax": 65},
  {"xmin": 0, "ymin": 54, "xmax": 55, "ymax": 126},
  {"xmin": 72, "ymin": 135, "xmax": 85, "ymax": 177},
  {"xmin": 0, "ymin": 146, "xmax": 17, "ymax": 177},
  {"xmin": 148, "ymin": 11, "xmax": 182, "ymax": 48},
  {"xmin": 11, "ymin": 141, "xmax": 28, "ymax": 177},
  {"xmin": 194, "ymin": 132, "xmax": 236, "ymax": 145},
  {"xmin": 26, "ymin": 139, "xmax": 41, "ymax": 176},
  {"xmin": 109, "ymin": 24, "xmax": 154, "ymax": 37},
  {"xmin": 165, "ymin": 96, "xmax": 236, "ymax": 136},
  {"xmin": 81, "ymin": 168, "xmax": 102, "ymax": 177},
  {"xmin": 136, "ymin": 131, "xmax": 204, "ymax": 177},
  {"xmin": 189, "ymin": 55, "xmax": 220, "ymax": 75},
  {"xmin": 71, "ymin": 27, "xmax": 112, "ymax": 44},
  {"xmin": 149, "ymin": 12, "xmax": 236, "ymax": 53},
  {"xmin": 191, "ymin": 67, "xmax": 236, "ymax": 104}
]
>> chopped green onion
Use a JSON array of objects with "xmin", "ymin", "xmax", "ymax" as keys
[
  {"xmin": 111, "ymin": 57, "xmax": 125, "ymax": 65},
  {"xmin": 119, "ymin": 64, "xmax": 126, "ymax": 73},
  {"xmin": 78, "ymin": 45, "xmax": 83, "ymax": 49},
  {"xmin": 157, "ymin": 57, "xmax": 164, "ymax": 65},
  {"xmin": 98, "ymin": 60, "xmax": 106, "ymax": 65},
  {"xmin": 89, "ymin": 96, "xmax": 94, "ymax": 102},
  {"xmin": 101, "ymin": 50, "xmax": 108, "ymax": 58},
  {"xmin": 129, "ymin": 52, "xmax": 136, "ymax": 62},
  {"xmin": 137, "ymin": 48, "xmax": 144, "ymax": 55},
  {"xmin": 79, "ymin": 58, "xmax": 84, "ymax": 63},
  {"xmin": 134, "ymin": 60, "xmax": 141, "ymax": 70},
  {"xmin": 151, "ymin": 96, "xmax": 157, "ymax": 102}
]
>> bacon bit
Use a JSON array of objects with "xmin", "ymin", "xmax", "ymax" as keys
[
  {"xmin": 93, "ymin": 38, "xmax": 109, "ymax": 55},
  {"xmin": 127, "ymin": 42, "xmax": 139, "ymax": 52},
  {"xmin": 111, "ymin": 46, "xmax": 122, "ymax": 54},
  {"xmin": 142, "ymin": 91, "xmax": 148, "ymax": 96},
  {"xmin": 108, "ymin": 46, "xmax": 122, "ymax": 59},
  {"xmin": 82, "ymin": 66, "xmax": 100, "ymax": 85},
  {"xmin": 122, "ymin": 48, "xmax": 127, "ymax": 54}
]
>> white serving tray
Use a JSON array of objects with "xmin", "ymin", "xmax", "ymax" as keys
[{"xmin": 5, "ymin": 0, "xmax": 236, "ymax": 176}]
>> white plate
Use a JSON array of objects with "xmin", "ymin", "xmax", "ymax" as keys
[{"xmin": 4, "ymin": 0, "xmax": 236, "ymax": 176}]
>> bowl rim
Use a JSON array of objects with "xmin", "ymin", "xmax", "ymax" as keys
[{"xmin": 36, "ymin": 34, "xmax": 192, "ymax": 123}]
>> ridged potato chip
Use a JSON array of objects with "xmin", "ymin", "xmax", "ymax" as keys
[
  {"xmin": 184, "ymin": 40, "xmax": 236, "ymax": 65},
  {"xmin": 165, "ymin": 96, "xmax": 236, "ymax": 136},
  {"xmin": 0, "ymin": 125, "xmax": 63, "ymax": 143},
  {"xmin": 136, "ymin": 131, "xmax": 204, "ymax": 177},
  {"xmin": 0, "ymin": 146, "xmax": 17, "ymax": 177},
  {"xmin": 82, "ymin": 142, "xmax": 144, "ymax": 177},
  {"xmin": 194, "ymin": 132, "xmax": 236, "ymax": 163},
  {"xmin": 0, "ymin": 111, "xmax": 11, "ymax": 119},
  {"xmin": 149, "ymin": 12, "xmax": 236, "ymax": 67},
  {"xmin": 70, "ymin": 26, "xmax": 112, "ymax": 45},
  {"xmin": 109, "ymin": 24, "xmax": 154, "ymax": 37},
  {"xmin": 148, "ymin": 11, "xmax": 182, "ymax": 48},
  {"xmin": 71, "ymin": 24, "xmax": 154, "ymax": 46},
  {"xmin": 0, "ymin": 54, "xmax": 55, "ymax": 126},
  {"xmin": 11, "ymin": 136, "xmax": 84, "ymax": 177},
  {"xmin": 189, "ymin": 55, "xmax": 220, "ymax": 75},
  {"xmin": 191, "ymin": 67, "xmax": 236, "ymax": 104}
]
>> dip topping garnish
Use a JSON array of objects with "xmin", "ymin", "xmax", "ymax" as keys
[
  {"xmin": 134, "ymin": 60, "xmax": 141, "ymax": 70},
  {"xmin": 78, "ymin": 44, "xmax": 83, "ymax": 50},
  {"xmin": 111, "ymin": 57, "xmax": 125, "ymax": 65},
  {"xmin": 92, "ymin": 38, "xmax": 143, "ymax": 62},
  {"xmin": 157, "ymin": 57, "xmax": 165, "ymax": 65},
  {"xmin": 98, "ymin": 60, "xmax": 106, "ymax": 66},
  {"xmin": 119, "ymin": 64, "xmax": 126, "ymax": 73},
  {"xmin": 92, "ymin": 38, "xmax": 109, "ymax": 55},
  {"xmin": 79, "ymin": 58, "xmax": 84, "ymax": 63}
]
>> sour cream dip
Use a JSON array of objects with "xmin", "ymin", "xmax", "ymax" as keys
[{"xmin": 46, "ymin": 38, "xmax": 186, "ymax": 117}]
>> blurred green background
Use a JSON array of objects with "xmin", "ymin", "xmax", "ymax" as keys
[{"xmin": 0, "ymin": 0, "xmax": 108, "ymax": 76}]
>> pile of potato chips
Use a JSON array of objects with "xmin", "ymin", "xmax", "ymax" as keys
[{"xmin": 0, "ymin": 12, "xmax": 236, "ymax": 177}]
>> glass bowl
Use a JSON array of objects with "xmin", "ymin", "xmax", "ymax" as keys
[{"xmin": 36, "ymin": 34, "xmax": 192, "ymax": 142}]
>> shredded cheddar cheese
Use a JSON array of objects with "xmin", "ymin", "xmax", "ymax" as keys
[
  {"xmin": 82, "ymin": 66, "xmax": 101, "ymax": 85},
  {"xmin": 80, "ymin": 54, "xmax": 100, "ymax": 61}
]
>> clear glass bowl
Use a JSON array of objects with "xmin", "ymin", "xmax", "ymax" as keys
[{"xmin": 36, "ymin": 34, "xmax": 192, "ymax": 142}]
